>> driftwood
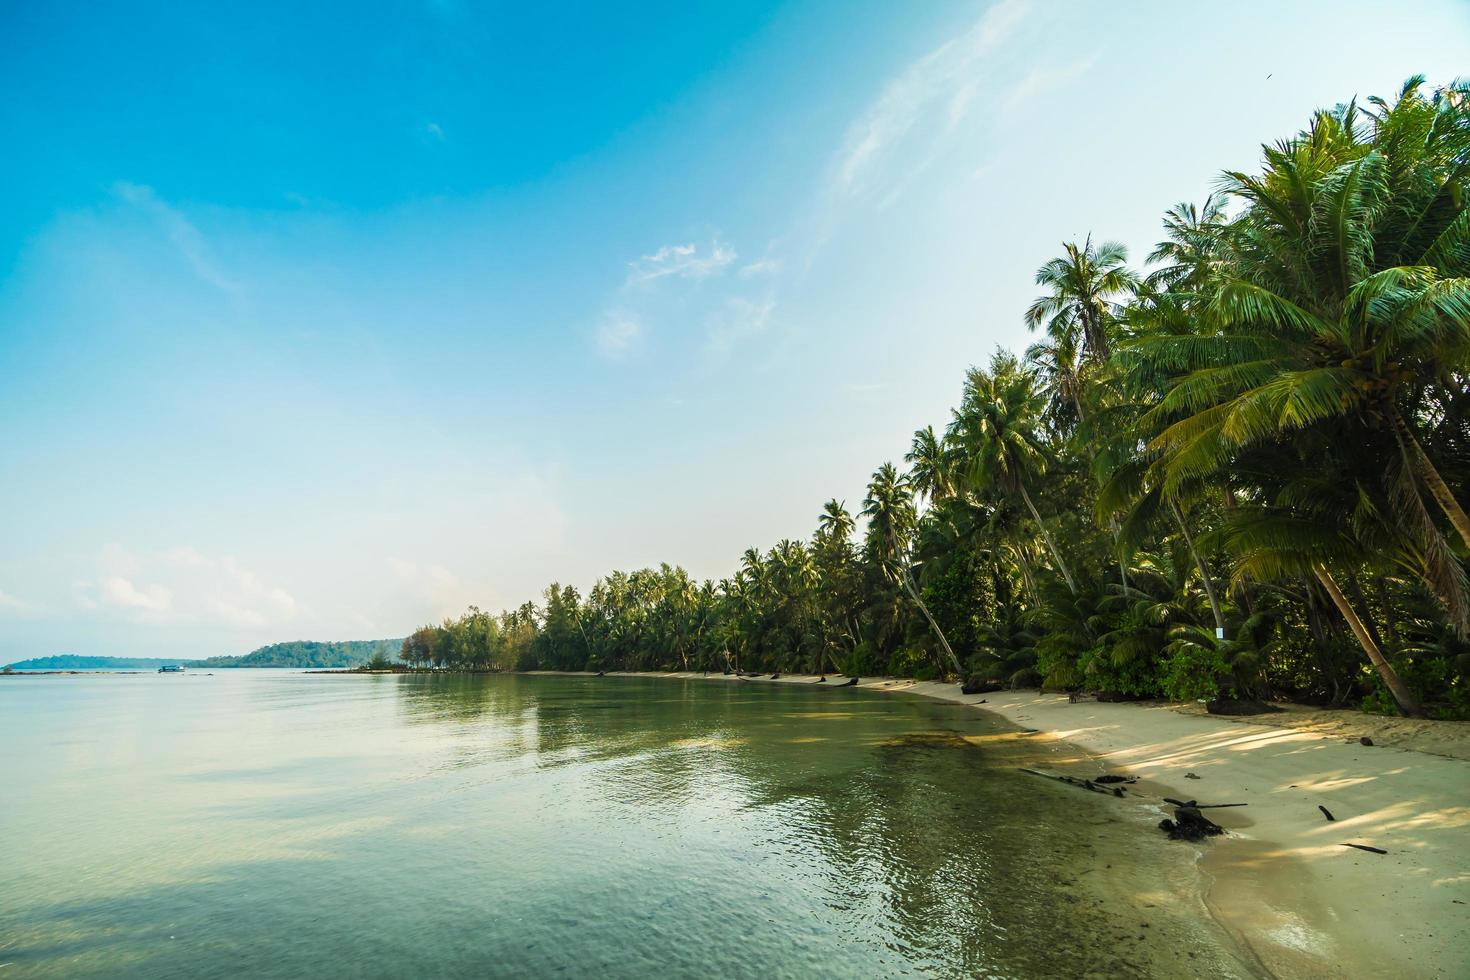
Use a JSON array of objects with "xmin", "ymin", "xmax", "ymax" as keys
[
  {"xmin": 839, "ymin": 677, "xmax": 859, "ymax": 687},
  {"xmin": 1340, "ymin": 843, "xmax": 1387, "ymax": 854},
  {"xmin": 961, "ymin": 679, "xmax": 1003, "ymax": 695},
  {"xmin": 815, "ymin": 676, "xmax": 826, "ymax": 683},
  {"xmin": 1160, "ymin": 806, "xmax": 1224, "ymax": 841},
  {"xmin": 595, "ymin": 670, "xmax": 606, "ymax": 676},
  {"xmin": 1020, "ymin": 768, "xmax": 1127, "ymax": 798},
  {"xmin": 770, "ymin": 673, "xmax": 780, "ymax": 679},
  {"xmin": 1094, "ymin": 774, "xmax": 1137, "ymax": 785},
  {"xmin": 1319, "ymin": 805, "xmax": 1336, "ymax": 822},
  {"xmin": 1164, "ymin": 797, "xmax": 1246, "ymax": 809}
]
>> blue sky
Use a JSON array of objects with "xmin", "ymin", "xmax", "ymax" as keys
[{"xmin": 2, "ymin": 0, "xmax": 1467, "ymax": 660}]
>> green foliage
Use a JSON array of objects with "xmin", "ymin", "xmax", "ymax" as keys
[{"xmin": 394, "ymin": 77, "xmax": 1470, "ymax": 719}]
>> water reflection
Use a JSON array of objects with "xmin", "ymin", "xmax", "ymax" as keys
[{"xmin": 0, "ymin": 672, "xmax": 1247, "ymax": 978}]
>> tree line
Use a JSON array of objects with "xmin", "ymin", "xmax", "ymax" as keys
[{"xmin": 402, "ymin": 77, "xmax": 1470, "ymax": 719}]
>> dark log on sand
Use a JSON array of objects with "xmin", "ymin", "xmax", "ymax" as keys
[
  {"xmin": 839, "ymin": 677, "xmax": 859, "ymax": 687},
  {"xmin": 770, "ymin": 673, "xmax": 781, "ymax": 679},
  {"xmin": 1341, "ymin": 843, "xmax": 1387, "ymax": 854},
  {"xmin": 1160, "ymin": 806, "xmax": 1224, "ymax": 841},
  {"xmin": 1093, "ymin": 775, "xmax": 1137, "ymax": 785},
  {"xmin": 815, "ymin": 676, "xmax": 826, "ymax": 683},
  {"xmin": 1319, "ymin": 805, "xmax": 1336, "ymax": 822},
  {"xmin": 961, "ymin": 678, "xmax": 1003, "ymax": 695}
]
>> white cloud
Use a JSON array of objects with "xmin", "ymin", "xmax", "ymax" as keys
[
  {"xmin": 77, "ymin": 545, "xmax": 297, "ymax": 628},
  {"xmin": 833, "ymin": 0, "xmax": 1029, "ymax": 196},
  {"xmin": 595, "ymin": 311, "xmax": 644, "ymax": 358},
  {"xmin": 102, "ymin": 576, "xmax": 173, "ymax": 612},
  {"xmin": 627, "ymin": 241, "xmax": 736, "ymax": 284}
]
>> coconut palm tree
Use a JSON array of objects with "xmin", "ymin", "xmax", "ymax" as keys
[
  {"xmin": 1025, "ymin": 236, "xmax": 1139, "ymax": 363},
  {"xmin": 948, "ymin": 352, "xmax": 1078, "ymax": 593},
  {"xmin": 863, "ymin": 463, "xmax": 963, "ymax": 676}
]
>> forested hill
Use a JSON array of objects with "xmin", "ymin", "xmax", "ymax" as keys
[
  {"xmin": 6, "ymin": 640, "xmax": 403, "ymax": 671},
  {"xmin": 4, "ymin": 655, "xmax": 186, "ymax": 670},
  {"xmin": 196, "ymin": 639, "xmax": 403, "ymax": 668}
]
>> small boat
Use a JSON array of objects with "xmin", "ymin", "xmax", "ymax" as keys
[{"xmin": 157, "ymin": 664, "xmax": 186, "ymax": 673}]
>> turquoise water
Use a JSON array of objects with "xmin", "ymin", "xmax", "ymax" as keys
[{"xmin": 0, "ymin": 671, "xmax": 1243, "ymax": 978}]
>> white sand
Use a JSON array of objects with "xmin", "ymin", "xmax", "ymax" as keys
[{"xmin": 569, "ymin": 671, "xmax": 1470, "ymax": 978}]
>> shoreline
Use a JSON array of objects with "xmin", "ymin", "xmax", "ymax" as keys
[{"xmin": 532, "ymin": 670, "xmax": 1470, "ymax": 979}]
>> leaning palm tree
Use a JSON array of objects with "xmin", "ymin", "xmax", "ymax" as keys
[
  {"xmin": 862, "ymin": 463, "xmax": 964, "ymax": 676},
  {"xmin": 948, "ymin": 352, "xmax": 1078, "ymax": 593},
  {"xmin": 1140, "ymin": 81, "xmax": 1470, "ymax": 555},
  {"xmin": 1025, "ymin": 236, "xmax": 1139, "ymax": 363}
]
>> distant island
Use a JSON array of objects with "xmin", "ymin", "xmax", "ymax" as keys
[{"xmin": 5, "ymin": 639, "xmax": 403, "ymax": 671}]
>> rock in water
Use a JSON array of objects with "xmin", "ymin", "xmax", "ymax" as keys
[{"xmin": 1159, "ymin": 806, "xmax": 1224, "ymax": 841}]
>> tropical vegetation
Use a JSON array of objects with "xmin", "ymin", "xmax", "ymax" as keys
[{"xmin": 403, "ymin": 78, "xmax": 1470, "ymax": 719}]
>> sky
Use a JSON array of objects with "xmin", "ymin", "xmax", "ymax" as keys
[{"xmin": 2, "ymin": 0, "xmax": 1467, "ymax": 661}]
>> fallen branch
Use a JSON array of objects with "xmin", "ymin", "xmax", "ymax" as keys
[
  {"xmin": 1319, "ymin": 805, "xmax": 1335, "ymax": 822},
  {"xmin": 1340, "ymin": 843, "xmax": 1387, "ymax": 855},
  {"xmin": 1020, "ymin": 768, "xmax": 1127, "ymax": 797}
]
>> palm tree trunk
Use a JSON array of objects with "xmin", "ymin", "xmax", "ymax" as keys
[
  {"xmin": 1018, "ymin": 480, "xmax": 1078, "ymax": 593},
  {"xmin": 1169, "ymin": 500, "xmax": 1226, "ymax": 633},
  {"xmin": 1011, "ymin": 544, "xmax": 1039, "ymax": 604},
  {"xmin": 1313, "ymin": 564, "xmax": 1424, "ymax": 718},
  {"xmin": 1393, "ymin": 407, "xmax": 1470, "ymax": 550},
  {"xmin": 898, "ymin": 564, "xmax": 965, "ymax": 678}
]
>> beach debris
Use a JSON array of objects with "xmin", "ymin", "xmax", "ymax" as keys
[
  {"xmin": 961, "ymin": 677, "xmax": 1002, "ymax": 695},
  {"xmin": 1164, "ymin": 797, "xmax": 1246, "ymax": 809},
  {"xmin": 769, "ymin": 672, "xmax": 780, "ymax": 679},
  {"xmin": 1184, "ymin": 772, "xmax": 1201, "ymax": 779},
  {"xmin": 1359, "ymin": 736, "xmax": 1374, "ymax": 746},
  {"xmin": 1093, "ymin": 774, "xmax": 1137, "ymax": 785},
  {"xmin": 595, "ymin": 670, "xmax": 606, "ymax": 676},
  {"xmin": 1019, "ymin": 768, "xmax": 1126, "ymax": 797},
  {"xmin": 1159, "ymin": 806, "xmax": 1224, "ymax": 841},
  {"xmin": 839, "ymin": 677, "xmax": 859, "ymax": 687},
  {"xmin": 815, "ymin": 676, "xmax": 826, "ymax": 683},
  {"xmin": 1319, "ymin": 805, "xmax": 1336, "ymax": 822},
  {"xmin": 1340, "ymin": 843, "xmax": 1387, "ymax": 855}
]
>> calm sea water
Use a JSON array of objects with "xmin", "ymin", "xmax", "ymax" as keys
[{"xmin": 0, "ymin": 671, "xmax": 1246, "ymax": 978}]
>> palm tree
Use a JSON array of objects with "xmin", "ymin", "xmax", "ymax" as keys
[
  {"xmin": 1025, "ymin": 236, "xmax": 1139, "ymax": 363},
  {"xmin": 948, "ymin": 352, "xmax": 1078, "ymax": 593},
  {"xmin": 1142, "ymin": 81, "xmax": 1470, "ymax": 551},
  {"xmin": 862, "ymin": 463, "xmax": 964, "ymax": 676},
  {"xmin": 905, "ymin": 426, "xmax": 953, "ymax": 502}
]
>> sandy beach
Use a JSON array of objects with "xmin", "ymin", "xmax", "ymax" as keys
[{"xmin": 554, "ymin": 671, "xmax": 1470, "ymax": 979}]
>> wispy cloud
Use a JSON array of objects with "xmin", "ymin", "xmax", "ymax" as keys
[
  {"xmin": 76, "ymin": 544, "xmax": 297, "ymax": 628},
  {"xmin": 738, "ymin": 256, "xmax": 782, "ymax": 279},
  {"xmin": 595, "ymin": 310, "xmax": 644, "ymax": 358},
  {"xmin": 706, "ymin": 295, "xmax": 776, "ymax": 355},
  {"xmin": 114, "ymin": 181, "xmax": 244, "ymax": 300},
  {"xmin": 832, "ymin": 0, "xmax": 1029, "ymax": 197},
  {"xmin": 1000, "ymin": 54, "xmax": 1098, "ymax": 113},
  {"xmin": 425, "ymin": 121, "xmax": 446, "ymax": 141},
  {"xmin": 594, "ymin": 237, "xmax": 776, "ymax": 360},
  {"xmin": 626, "ymin": 241, "xmax": 737, "ymax": 284}
]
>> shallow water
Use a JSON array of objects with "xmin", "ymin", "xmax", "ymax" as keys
[{"xmin": 0, "ymin": 672, "xmax": 1248, "ymax": 978}]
